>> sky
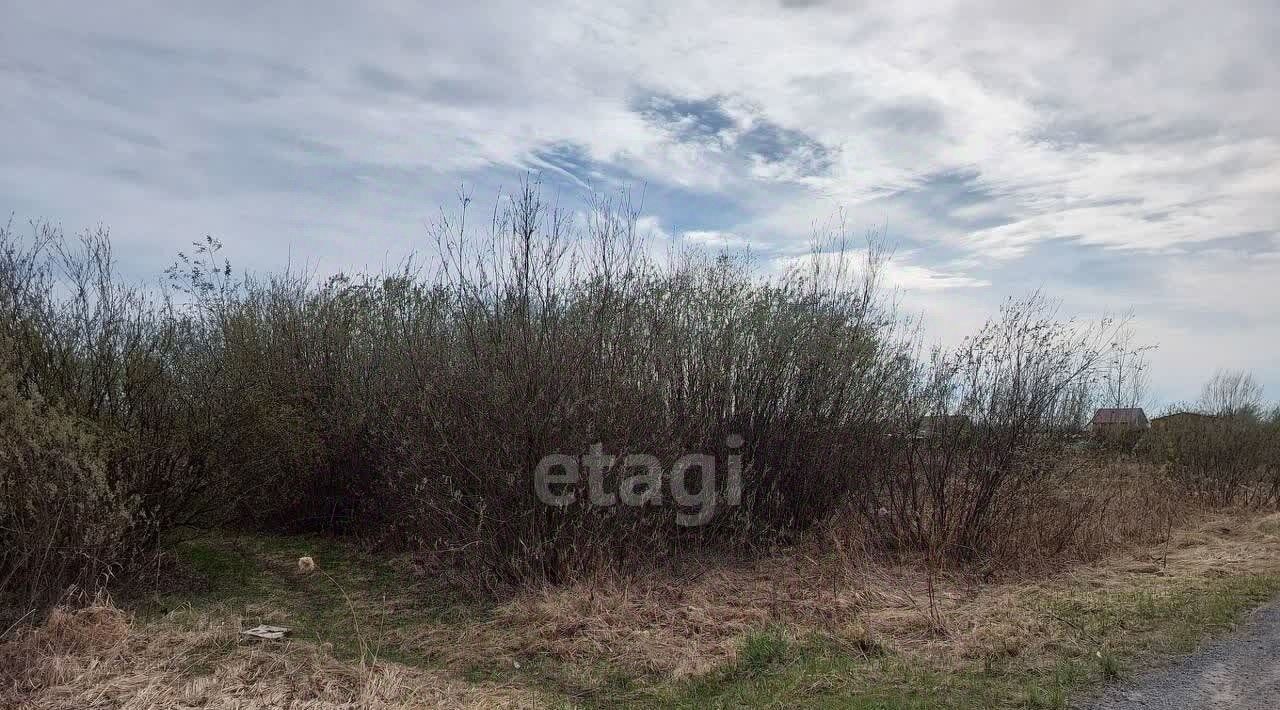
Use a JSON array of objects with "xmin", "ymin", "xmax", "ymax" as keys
[{"xmin": 2, "ymin": 0, "xmax": 1278, "ymax": 407}]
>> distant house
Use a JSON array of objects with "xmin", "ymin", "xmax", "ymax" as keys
[
  {"xmin": 1151, "ymin": 411, "xmax": 1217, "ymax": 430},
  {"xmin": 1090, "ymin": 408, "xmax": 1149, "ymax": 435}
]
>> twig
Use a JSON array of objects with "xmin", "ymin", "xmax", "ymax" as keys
[{"xmin": 1, "ymin": 608, "xmax": 36, "ymax": 641}]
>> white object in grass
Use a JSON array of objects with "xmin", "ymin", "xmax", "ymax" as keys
[{"xmin": 242, "ymin": 625, "xmax": 291, "ymax": 640}]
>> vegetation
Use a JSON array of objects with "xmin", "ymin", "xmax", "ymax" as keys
[
  {"xmin": 2, "ymin": 184, "xmax": 1279, "ymax": 706},
  {"xmin": 1140, "ymin": 372, "xmax": 1280, "ymax": 506},
  {"xmin": 8, "ymin": 516, "xmax": 1280, "ymax": 709},
  {"xmin": 0, "ymin": 184, "xmax": 1158, "ymax": 610}
]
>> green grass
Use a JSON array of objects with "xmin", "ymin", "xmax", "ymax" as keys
[
  {"xmin": 739, "ymin": 626, "xmax": 793, "ymax": 674},
  {"xmin": 1042, "ymin": 574, "xmax": 1280, "ymax": 659},
  {"xmin": 133, "ymin": 531, "xmax": 486, "ymax": 667},
  {"xmin": 585, "ymin": 574, "xmax": 1280, "ymax": 710},
  {"xmin": 639, "ymin": 635, "xmax": 1032, "ymax": 709},
  {"xmin": 126, "ymin": 532, "xmax": 1280, "ymax": 710},
  {"xmin": 174, "ymin": 539, "xmax": 259, "ymax": 596}
]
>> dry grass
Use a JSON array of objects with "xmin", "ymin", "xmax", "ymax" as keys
[
  {"xmin": 397, "ymin": 498, "xmax": 1280, "ymax": 685},
  {"xmin": 402, "ymin": 550, "xmax": 895, "ymax": 679},
  {"xmin": 5, "ymin": 476, "xmax": 1280, "ymax": 708},
  {"xmin": 1001, "ymin": 461, "xmax": 1194, "ymax": 565},
  {"xmin": 893, "ymin": 509, "xmax": 1280, "ymax": 667},
  {"xmin": 0, "ymin": 603, "xmax": 542, "ymax": 709}
]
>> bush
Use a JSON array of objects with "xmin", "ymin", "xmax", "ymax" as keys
[
  {"xmin": 0, "ymin": 182, "xmax": 1160, "ymax": 603},
  {"xmin": 367, "ymin": 187, "xmax": 917, "ymax": 585},
  {"xmin": 860, "ymin": 294, "xmax": 1121, "ymax": 560},
  {"xmin": 1140, "ymin": 415, "xmax": 1280, "ymax": 506},
  {"xmin": 0, "ymin": 357, "xmax": 136, "ymax": 615},
  {"xmin": 0, "ymin": 223, "xmax": 213, "ymax": 614}
]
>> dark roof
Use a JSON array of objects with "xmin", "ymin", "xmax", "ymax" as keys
[
  {"xmin": 1091, "ymin": 408, "xmax": 1149, "ymax": 426},
  {"xmin": 1152, "ymin": 411, "xmax": 1216, "ymax": 422}
]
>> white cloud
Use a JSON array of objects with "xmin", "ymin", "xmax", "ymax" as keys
[
  {"xmin": 775, "ymin": 250, "xmax": 990, "ymax": 293},
  {"xmin": 680, "ymin": 230, "xmax": 749, "ymax": 249},
  {"xmin": 1, "ymin": 0, "xmax": 1277, "ymax": 400}
]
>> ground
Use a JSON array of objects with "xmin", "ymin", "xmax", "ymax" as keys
[
  {"xmin": 1082, "ymin": 599, "xmax": 1280, "ymax": 709},
  {"xmin": 5, "ymin": 511, "xmax": 1280, "ymax": 709}
]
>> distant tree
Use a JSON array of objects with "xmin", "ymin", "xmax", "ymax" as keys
[
  {"xmin": 1100, "ymin": 325, "xmax": 1154, "ymax": 409},
  {"xmin": 1198, "ymin": 369, "xmax": 1265, "ymax": 419}
]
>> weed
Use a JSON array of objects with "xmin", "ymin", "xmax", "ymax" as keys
[{"xmin": 738, "ymin": 627, "xmax": 793, "ymax": 675}]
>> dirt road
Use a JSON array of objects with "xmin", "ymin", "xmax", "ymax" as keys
[{"xmin": 1080, "ymin": 600, "xmax": 1280, "ymax": 709}]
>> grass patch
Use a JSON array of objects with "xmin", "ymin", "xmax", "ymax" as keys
[
  {"xmin": 105, "ymin": 530, "xmax": 1280, "ymax": 709},
  {"xmin": 178, "ymin": 540, "xmax": 259, "ymax": 595},
  {"xmin": 653, "ymin": 637, "xmax": 1026, "ymax": 710},
  {"xmin": 1256, "ymin": 516, "xmax": 1280, "ymax": 537},
  {"xmin": 1043, "ymin": 573, "xmax": 1280, "ymax": 661},
  {"xmin": 591, "ymin": 574, "xmax": 1280, "ymax": 709},
  {"xmin": 130, "ymin": 531, "xmax": 486, "ymax": 668},
  {"xmin": 738, "ymin": 626, "xmax": 793, "ymax": 675}
]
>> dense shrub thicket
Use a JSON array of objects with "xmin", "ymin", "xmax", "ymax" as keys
[
  {"xmin": 1140, "ymin": 413, "xmax": 1280, "ymax": 506},
  {"xmin": 0, "ymin": 360, "xmax": 136, "ymax": 609},
  {"xmin": 2, "ymin": 183, "xmax": 1273, "ymax": 611}
]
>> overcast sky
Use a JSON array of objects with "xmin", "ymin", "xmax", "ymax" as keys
[{"xmin": 2, "ymin": 1, "xmax": 1277, "ymax": 406}]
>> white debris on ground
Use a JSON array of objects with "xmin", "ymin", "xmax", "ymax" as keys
[{"xmin": 241, "ymin": 624, "xmax": 290, "ymax": 640}]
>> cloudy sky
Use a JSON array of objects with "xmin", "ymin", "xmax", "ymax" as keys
[{"xmin": 2, "ymin": 0, "xmax": 1277, "ymax": 406}]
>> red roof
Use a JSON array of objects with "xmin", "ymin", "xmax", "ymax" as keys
[{"xmin": 1091, "ymin": 408, "xmax": 1149, "ymax": 426}]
